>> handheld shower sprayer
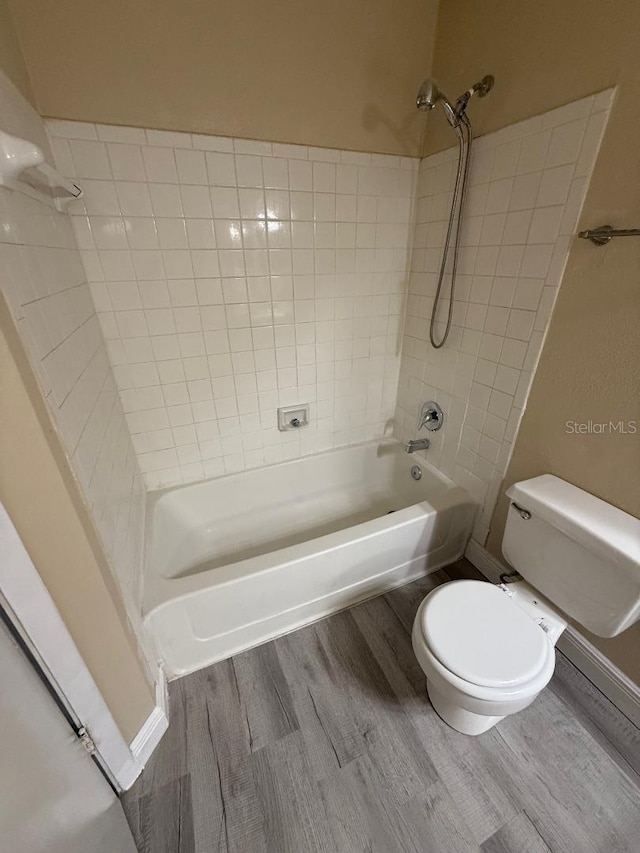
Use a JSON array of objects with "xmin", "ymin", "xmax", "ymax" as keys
[
  {"xmin": 415, "ymin": 74, "xmax": 494, "ymax": 348},
  {"xmin": 416, "ymin": 78, "xmax": 457, "ymax": 128}
]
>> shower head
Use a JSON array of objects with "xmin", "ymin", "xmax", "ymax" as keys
[
  {"xmin": 416, "ymin": 77, "xmax": 441, "ymax": 111},
  {"xmin": 416, "ymin": 77, "xmax": 458, "ymax": 127}
]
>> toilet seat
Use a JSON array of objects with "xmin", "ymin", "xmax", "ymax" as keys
[
  {"xmin": 418, "ymin": 580, "xmax": 552, "ymax": 689},
  {"xmin": 412, "ymin": 583, "xmax": 558, "ymax": 734}
]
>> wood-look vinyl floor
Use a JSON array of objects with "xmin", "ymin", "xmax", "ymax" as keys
[{"xmin": 123, "ymin": 560, "xmax": 640, "ymax": 853}]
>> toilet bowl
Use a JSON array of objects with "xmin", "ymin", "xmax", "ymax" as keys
[
  {"xmin": 412, "ymin": 474, "xmax": 640, "ymax": 736},
  {"xmin": 412, "ymin": 579, "xmax": 561, "ymax": 735}
]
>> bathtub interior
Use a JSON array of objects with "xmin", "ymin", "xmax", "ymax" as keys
[
  {"xmin": 148, "ymin": 441, "xmax": 454, "ymax": 580},
  {"xmin": 142, "ymin": 440, "xmax": 477, "ymax": 675}
]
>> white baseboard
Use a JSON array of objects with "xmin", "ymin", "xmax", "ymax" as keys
[
  {"xmin": 130, "ymin": 665, "xmax": 169, "ymax": 768},
  {"xmin": 130, "ymin": 704, "xmax": 168, "ymax": 768},
  {"xmin": 464, "ymin": 539, "xmax": 640, "ymax": 728},
  {"xmin": 117, "ymin": 668, "xmax": 169, "ymax": 790}
]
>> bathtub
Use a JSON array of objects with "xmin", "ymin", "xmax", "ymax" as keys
[{"xmin": 143, "ymin": 440, "xmax": 476, "ymax": 676}]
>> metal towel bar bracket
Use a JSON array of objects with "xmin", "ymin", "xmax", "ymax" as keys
[{"xmin": 578, "ymin": 224, "xmax": 640, "ymax": 246}]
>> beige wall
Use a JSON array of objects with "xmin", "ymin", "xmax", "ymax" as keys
[
  {"xmin": 8, "ymin": 0, "xmax": 438, "ymax": 156},
  {"xmin": 0, "ymin": 300, "xmax": 154, "ymax": 742},
  {"xmin": 0, "ymin": 0, "xmax": 32, "ymax": 102},
  {"xmin": 430, "ymin": 0, "xmax": 640, "ymax": 682},
  {"xmin": 425, "ymin": 0, "xmax": 630, "ymax": 157}
]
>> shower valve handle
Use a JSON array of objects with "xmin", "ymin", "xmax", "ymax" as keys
[{"xmin": 418, "ymin": 401, "xmax": 444, "ymax": 432}]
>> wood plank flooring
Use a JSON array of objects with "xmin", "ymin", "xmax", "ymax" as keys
[{"xmin": 123, "ymin": 560, "xmax": 640, "ymax": 853}]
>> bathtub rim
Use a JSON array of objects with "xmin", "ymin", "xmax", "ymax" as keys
[
  {"xmin": 150, "ymin": 549, "xmax": 469, "ymax": 679},
  {"xmin": 143, "ymin": 491, "xmax": 474, "ymax": 614}
]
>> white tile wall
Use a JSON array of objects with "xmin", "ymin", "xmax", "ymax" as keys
[
  {"xmin": 48, "ymin": 120, "xmax": 418, "ymax": 489},
  {"xmin": 0, "ymin": 72, "xmax": 145, "ymax": 615},
  {"xmin": 33, "ymin": 88, "xmax": 612, "ymax": 557},
  {"xmin": 395, "ymin": 91, "xmax": 613, "ymax": 544}
]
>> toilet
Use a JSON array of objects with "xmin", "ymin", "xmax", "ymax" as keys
[{"xmin": 412, "ymin": 474, "xmax": 640, "ymax": 735}]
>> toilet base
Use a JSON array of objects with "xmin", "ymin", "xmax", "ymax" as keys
[{"xmin": 427, "ymin": 681, "xmax": 505, "ymax": 735}]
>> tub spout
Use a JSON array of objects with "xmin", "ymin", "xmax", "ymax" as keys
[{"xmin": 405, "ymin": 438, "xmax": 430, "ymax": 453}]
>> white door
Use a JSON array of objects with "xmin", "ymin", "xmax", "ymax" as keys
[{"xmin": 0, "ymin": 615, "xmax": 138, "ymax": 853}]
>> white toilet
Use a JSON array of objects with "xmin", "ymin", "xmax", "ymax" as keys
[{"xmin": 412, "ymin": 474, "xmax": 640, "ymax": 735}]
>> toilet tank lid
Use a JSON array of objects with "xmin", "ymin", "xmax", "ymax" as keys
[{"xmin": 506, "ymin": 475, "xmax": 640, "ymax": 577}]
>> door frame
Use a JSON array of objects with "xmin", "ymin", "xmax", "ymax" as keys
[{"xmin": 0, "ymin": 501, "xmax": 165, "ymax": 790}]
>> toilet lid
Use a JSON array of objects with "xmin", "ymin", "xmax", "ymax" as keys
[{"xmin": 421, "ymin": 580, "xmax": 550, "ymax": 688}]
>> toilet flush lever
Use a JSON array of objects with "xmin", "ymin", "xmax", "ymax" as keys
[{"xmin": 511, "ymin": 501, "xmax": 531, "ymax": 520}]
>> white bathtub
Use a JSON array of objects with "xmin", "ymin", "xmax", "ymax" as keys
[{"xmin": 143, "ymin": 440, "xmax": 476, "ymax": 676}]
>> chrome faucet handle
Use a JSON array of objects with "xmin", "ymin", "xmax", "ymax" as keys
[
  {"xmin": 419, "ymin": 410, "xmax": 437, "ymax": 428},
  {"xmin": 418, "ymin": 401, "xmax": 444, "ymax": 432}
]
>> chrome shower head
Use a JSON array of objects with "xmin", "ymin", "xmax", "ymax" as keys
[
  {"xmin": 416, "ymin": 77, "xmax": 458, "ymax": 127},
  {"xmin": 416, "ymin": 77, "xmax": 441, "ymax": 111}
]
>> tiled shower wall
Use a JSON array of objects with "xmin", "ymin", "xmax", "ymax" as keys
[
  {"xmin": 395, "ymin": 91, "xmax": 613, "ymax": 544},
  {"xmin": 0, "ymin": 72, "xmax": 145, "ymax": 612},
  {"xmin": 48, "ymin": 120, "xmax": 417, "ymax": 489},
  {"xmin": 41, "ymin": 93, "xmax": 610, "ymax": 544}
]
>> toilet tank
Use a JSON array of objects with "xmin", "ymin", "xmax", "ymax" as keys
[{"xmin": 502, "ymin": 475, "xmax": 640, "ymax": 638}]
